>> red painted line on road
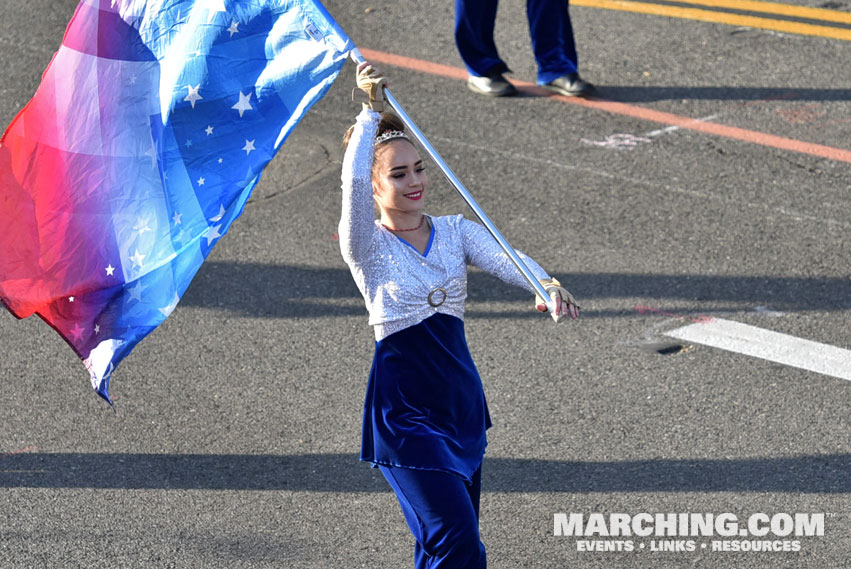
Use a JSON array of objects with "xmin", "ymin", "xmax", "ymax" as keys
[
  {"xmin": 635, "ymin": 304, "xmax": 712, "ymax": 323},
  {"xmin": 360, "ymin": 48, "xmax": 851, "ymax": 165},
  {"xmin": 0, "ymin": 445, "xmax": 38, "ymax": 460},
  {"xmin": 362, "ymin": 49, "xmax": 469, "ymax": 82}
]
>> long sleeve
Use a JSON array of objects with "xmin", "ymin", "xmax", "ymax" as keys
[
  {"xmin": 459, "ymin": 217, "xmax": 550, "ymax": 294},
  {"xmin": 339, "ymin": 108, "xmax": 381, "ymax": 264}
]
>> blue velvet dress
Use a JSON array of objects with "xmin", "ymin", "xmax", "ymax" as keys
[{"xmin": 361, "ymin": 312, "xmax": 492, "ymax": 483}]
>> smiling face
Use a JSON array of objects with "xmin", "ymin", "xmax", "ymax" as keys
[{"xmin": 372, "ymin": 138, "xmax": 427, "ymax": 220}]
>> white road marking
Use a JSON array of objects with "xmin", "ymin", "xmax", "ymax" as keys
[
  {"xmin": 579, "ymin": 133, "xmax": 652, "ymax": 149},
  {"xmin": 753, "ymin": 305, "xmax": 785, "ymax": 317},
  {"xmin": 644, "ymin": 114, "xmax": 721, "ymax": 138},
  {"xmin": 666, "ymin": 318, "xmax": 851, "ymax": 382}
]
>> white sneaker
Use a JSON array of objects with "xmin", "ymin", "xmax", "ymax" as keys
[{"xmin": 466, "ymin": 73, "xmax": 518, "ymax": 97}]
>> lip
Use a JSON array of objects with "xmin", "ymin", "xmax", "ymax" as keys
[{"xmin": 404, "ymin": 190, "xmax": 423, "ymax": 200}]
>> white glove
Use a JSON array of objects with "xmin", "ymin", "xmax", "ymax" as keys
[
  {"xmin": 356, "ymin": 62, "xmax": 386, "ymax": 112},
  {"xmin": 535, "ymin": 277, "xmax": 580, "ymax": 322}
]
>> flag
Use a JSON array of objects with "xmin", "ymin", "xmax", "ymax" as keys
[{"xmin": 0, "ymin": 0, "xmax": 353, "ymax": 403}]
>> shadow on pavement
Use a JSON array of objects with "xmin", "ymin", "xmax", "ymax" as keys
[
  {"xmin": 180, "ymin": 262, "xmax": 851, "ymax": 318},
  {"xmin": 1, "ymin": 452, "xmax": 848, "ymax": 492}
]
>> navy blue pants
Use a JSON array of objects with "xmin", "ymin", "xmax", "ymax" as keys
[
  {"xmin": 455, "ymin": 0, "xmax": 579, "ymax": 84},
  {"xmin": 380, "ymin": 465, "xmax": 486, "ymax": 569}
]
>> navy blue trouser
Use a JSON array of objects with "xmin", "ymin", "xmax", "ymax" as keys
[
  {"xmin": 379, "ymin": 465, "xmax": 486, "ymax": 569},
  {"xmin": 455, "ymin": 0, "xmax": 579, "ymax": 84}
]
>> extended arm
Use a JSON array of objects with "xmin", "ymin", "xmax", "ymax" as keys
[
  {"xmin": 460, "ymin": 217, "xmax": 549, "ymax": 290},
  {"xmin": 460, "ymin": 217, "xmax": 579, "ymax": 320}
]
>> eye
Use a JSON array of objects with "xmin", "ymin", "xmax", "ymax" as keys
[
  {"xmin": 415, "ymin": 166, "xmax": 425, "ymax": 173},
  {"xmin": 391, "ymin": 172, "xmax": 406, "ymax": 179}
]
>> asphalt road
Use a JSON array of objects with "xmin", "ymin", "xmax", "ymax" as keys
[{"xmin": 1, "ymin": 1, "xmax": 850, "ymax": 568}]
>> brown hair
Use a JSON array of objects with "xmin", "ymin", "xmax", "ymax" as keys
[{"xmin": 341, "ymin": 112, "xmax": 407, "ymax": 154}]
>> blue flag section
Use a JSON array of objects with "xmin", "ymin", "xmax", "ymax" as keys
[{"xmin": 0, "ymin": 0, "xmax": 353, "ymax": 403}]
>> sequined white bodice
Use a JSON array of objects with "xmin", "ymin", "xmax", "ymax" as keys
[{"xmin": 339, "ymin": 109, "xmax": 550, "ymax": 341}]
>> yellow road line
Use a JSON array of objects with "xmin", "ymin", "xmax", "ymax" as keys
[
  {"xmin": 572, "ymin": 0, "xmax": 851, "ymax": 41},
  {"xmin": 674, "ymin": 0, "xmax": 851, "ymax": 25}
]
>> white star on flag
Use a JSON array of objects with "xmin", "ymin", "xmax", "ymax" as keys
[
  {"xmin": 242, "ymin": 139, "xmax": 256, "ymax": 155},
  {"xmin": 129, "ymin": 249, "xmax": 145, "ymax": 269},
  {"xmin": 133, "ymin": 217, "xmax": 152, "ymax": 234},
  {"xmin": 184, "ymin": 84, "xmax": 202, "ymax": 108},
  {"xmin": 227, "ymin": 21, "xmax": 239, "ymax": 37},
  {"xmin": 232, "ymin": 91, "xmax": 252, "ymax": 117},
  {"xmin": 94, "ymin": 324, "xmax": 100, "ymax": 334},
  {"xmin": 128, "ymin": 281, "xmax": 144, "ymax": 303},
  {"xmin": 106, "ymin": 264, "xmax": 115, "ymax": 276},
  {"xmin": 197, "ymin": 177, "xmax": 206, "ymax": 186},
  {"xmin": 205, "ymin": 125, "xmax": 214, "ymax": 135},
  {"xmin": 204, "ymin": 224, "xmax": 222, "ymax": 245},
  {"xmin": 209, "ymin": 204, "xmax": 226, "ymax": 222},
  {"xmin": 172, "ymin": 212, "xmax": 182, "ymax": 225},
  {"xmin": 69, "ymin": 297, "xmax": 75, "ymax": 302}
]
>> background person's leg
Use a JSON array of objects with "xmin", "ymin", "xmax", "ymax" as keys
[
  {"xmin": 527, "ymin": 0, "xmax": 578, "ymax": 84},
  {"xmin": 455, "ymin": 0, "xmax": 507, "ymax": 77}
]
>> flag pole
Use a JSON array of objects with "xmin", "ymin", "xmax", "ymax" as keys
[{"xmin": 349, "ymin": 49, "xmax": 559, "ymax": 321}]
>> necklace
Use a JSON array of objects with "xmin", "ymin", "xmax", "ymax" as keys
[{"xmin": 382, "ymin": 214, "xmax": 425, "ymax": 232}]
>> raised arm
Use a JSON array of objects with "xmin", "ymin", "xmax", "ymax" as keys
[{"xmin": 339, "ymin": 108, "xmax": 380, "ymax": 264}]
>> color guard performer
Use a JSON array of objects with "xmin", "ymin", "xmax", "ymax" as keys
[{"xmin": 339, "ymin": 62, "xmax": 579, "ymax": 569}]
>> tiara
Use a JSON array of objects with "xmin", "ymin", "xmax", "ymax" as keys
[{"xmin": 374, "ymin": 130, "xmax": 410, "ymax": 146}]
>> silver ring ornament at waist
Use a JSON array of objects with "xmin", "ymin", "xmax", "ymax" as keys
[{"xmin": 427, "ymin": 287, "xmax": 447, "ymax": 307}]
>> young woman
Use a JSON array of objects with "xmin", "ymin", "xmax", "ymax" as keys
[{"xmin": 339, "ymin": 62, "xmax": 579, "ymax": 569}]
